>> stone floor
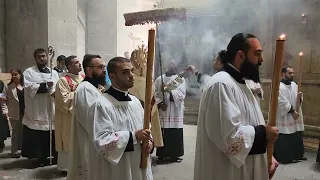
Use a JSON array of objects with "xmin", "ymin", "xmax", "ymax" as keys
[{"xmin": 0, "ymin": 125, "xmax": 320, "ymax": 180}]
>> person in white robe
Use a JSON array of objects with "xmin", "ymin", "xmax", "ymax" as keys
[
  {"xmin": 194, "ymin": 33, "xmax": 279, "ymax": 180},
  {"xmin": 87, "ymin": 57, "xmax": 153, "ymax": 180},
  {"xmin": 22, "ymin": 48, "xmax": 59, "ymax": 167},
  {"xmin": 54, "ymin": 56, "xmax": 84, "ymax": 172},
  {"xmin": 67, "ymin": 54, "xmax": 106, "ymax": 180},
  {"xmin": 245, "ymin": 79, "xmax": 264, "ymax": 106},
  {"xmin": 155, "ymin": 63, "xmax": 186, "ymax": 163},
  {"xmin": 274, "ymin": 66, "xmax": 306, "ymax": 164}
]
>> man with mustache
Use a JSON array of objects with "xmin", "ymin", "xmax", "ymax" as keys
[
  {"xmin": 67, "ymin": 54, "xmax": 106, "ymax": 180},
  {"xmin": 86, "ymin": 57, "xmax": 153, "ymax": 179},
  {"xmin": 274, "ymin": 66, "xmax": 306, "ymax": 164},
  {"xmin": 194, "ymin": 33, "xmax": 279, "ymax": 180},
  {"xmin": 22, "ymin": 48, "xmax": 60, "ymax": 167},
  {"xmin": 54, "ymin": 55, "xmax": 84, "ymax": 174}
]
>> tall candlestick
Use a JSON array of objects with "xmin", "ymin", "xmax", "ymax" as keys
[
  {"xmin": 295, "ymin": 52, "xmax": 303, "ymax": 119},
  {"xmin": 297, "ymin": 52, "xmax": 303, "ymax": 92},
  {"xmin": 267, "ymin": 34, "xmax": 285, "ymax": 170}
]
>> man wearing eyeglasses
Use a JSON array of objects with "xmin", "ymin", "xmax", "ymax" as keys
[{"xmin": 67, "ymin": 54, "xmax": 107, "ymax": 180}]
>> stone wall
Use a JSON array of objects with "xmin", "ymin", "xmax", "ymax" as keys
[
  {"xmin": 5, "ymin": 0, "xmax": 48, "ymax": 71},
  {"xmin": 0, "ymin": 0, "xmax": 5, "ymax": 71},
  {"xmin": 48, "ymin": 0, "xmax": 78, "ymax": 59},
  {"xmin": 86, "ymin": 0, "xmax": 118, "ymax": 63},
  {"xmin": 5, "ymin": 0, "xmax": 78, "ymax": 71}
]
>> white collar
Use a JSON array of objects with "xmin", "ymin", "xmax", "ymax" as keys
[
  {"xmin": 112, "ymin": 86, "xmax": 129, "ymax": 96},
  {"xmin": 227, "ymin": 63, "xmax": 240, "ymax": 72}
]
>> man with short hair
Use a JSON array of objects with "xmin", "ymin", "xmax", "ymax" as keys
[
  {"xmin": 67, "ymin": 54, "xmax": 106, "ymax": 180},
  {"xmin": 22, "ymin": 48, "xmax": 60, "ymax": 167},
  {"xmin": 274, "ymin": 66, "xmax": 306, "ymax": 164},
  {"xmin": 55, "ymin": 55, "xmax": 84, "ymax": 173},
  {"xmin": 87, "ymin": 56, "xmax": 153, "ymax": 179},
  {"xmin": 54, "ymin": 55, "xmax": 67, "ymax": 76},
  {"xmin": 194, "ymin": 33, "xmax": 279, "ymax": 180}
]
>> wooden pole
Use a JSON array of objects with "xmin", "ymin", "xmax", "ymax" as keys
[
  {"xmin": 296, "ymin": 52, "xmax": 303, "ymax": 112},
  {"xmin": 297, "ymin": 53, "xmax": 303, "ymax": 92},
  {"xmin": 140, "ymin": 29, "xmax": 155, "ymax": 169},
  {"xmin": 267, "ymin": 34, "xmax": 285, "ymax": 170}
]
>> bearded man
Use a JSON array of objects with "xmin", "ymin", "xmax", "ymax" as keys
[
  {"xmin": 22, "ymin": 48, "xmax": 59, "ymax": 167},
  {"xmin": 274, "ymin": 66, "xmax": 306, "ymax": 164},
  {"xmin": 194, "ymin": 33, "xmax": 279, "ymax": 180},
  {"xmin": 67, "ymin": 54, "xmax": 106, "ymax": 180}
]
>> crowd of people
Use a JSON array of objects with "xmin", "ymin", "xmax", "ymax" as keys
[{"xmin": 0, "ymin": 32, "xmax": 317, "ymax": 180}]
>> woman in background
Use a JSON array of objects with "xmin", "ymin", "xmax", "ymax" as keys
[{"xmin": 5, "ymin": 68, "xmax": 24, "ymax": 158}]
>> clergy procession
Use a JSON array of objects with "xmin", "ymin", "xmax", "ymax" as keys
[
  {"xmin": 1, "ymin": 2, "xmax": 320, "ymax": 179},
  {"xmin": 0, "ymin": 31, "xmax": 318, "ymax": 180}
]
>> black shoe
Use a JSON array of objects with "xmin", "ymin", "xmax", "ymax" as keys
[
  {"xmin": 12, "ymin": 153, "xmax": 21, "ymax": 158},
  {"xmin": 0, "ymin": 142, "xmax": 5, "ymax": 150},
  {"xmin": 37, "ymin": 158, "xmax": 47, "ymax": 167},
  {"xmin": 300, "ymin": 156, "xmax": 307, "ymax": 161},
  {"xmin": 59, "ymin": 171, "xmax": 67, "ymax": 177},
  {"xmin": 170, "ymin": 157, "xmax": 183, "ymax": 163}
]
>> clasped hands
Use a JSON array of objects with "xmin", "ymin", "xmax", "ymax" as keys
[
  {"xmin": 292, "ymin": 92, "xmax": 303, "ymax": 120},
  {"xmin": 47, "ymin": 81, "xmax": 54, "ymax": 88},
  {"xmin": 135, "ymin": 129, "xmax": 153, "ymax": 153}
]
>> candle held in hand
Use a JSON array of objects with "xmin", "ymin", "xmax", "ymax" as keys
[{"xmin": 267, "ymin": 34, "xmax": 286, "ymax": 171}]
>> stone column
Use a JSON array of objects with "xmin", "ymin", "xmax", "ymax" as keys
[
  {"xmin": 0, "ymin": 0, "xmax": 5, "ymax": 71},
  {"xmin": 87, "ymin": 0, "xmax": 118, "ymax": 63},
  {"xmin": 5, "ymin": 0, "xmax": 77, "ymax": 71},
  {"xmin": 47, "ymin": 0, "xmax": 78, "ymax": 57}
]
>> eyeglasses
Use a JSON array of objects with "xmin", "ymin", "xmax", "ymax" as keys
[{"xmin": 91, "ymin": 65, "xmax": 106, "ymax": 70}]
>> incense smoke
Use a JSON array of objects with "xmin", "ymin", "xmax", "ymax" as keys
[{"xmin": 153, "ymin": 0, "xmax": 316, "ymax": 98}]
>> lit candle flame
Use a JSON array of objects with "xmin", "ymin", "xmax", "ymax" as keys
[
  {"xmin": 299, "ymin": 52, "xmax": 303, "ymax": 56},
  {"xmin": 278, "ymin": 34, "xmax": 286, "ymax": 40}
]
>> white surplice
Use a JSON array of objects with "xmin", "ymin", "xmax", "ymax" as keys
[
  {"xmin": 154, "ymin": 74, "xmax": 186, "ymax": 129},
  {"xmin": 194, "ymin": 71, "xmax": 268, "ymax": 180},
  {"xmin": 276, "ymin": 81, "xmax": 304, "ymax": 134},
  {"xmin": 86, "ymin": 93, "xmax": 153, "ymax": 180},
  {"xmin": 67, "ymin": 81, "xmax": 102, "ymax": 180},
  {"xmin": 23, "ymin": 66, "xmax": 59, "ymax": 130}
]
